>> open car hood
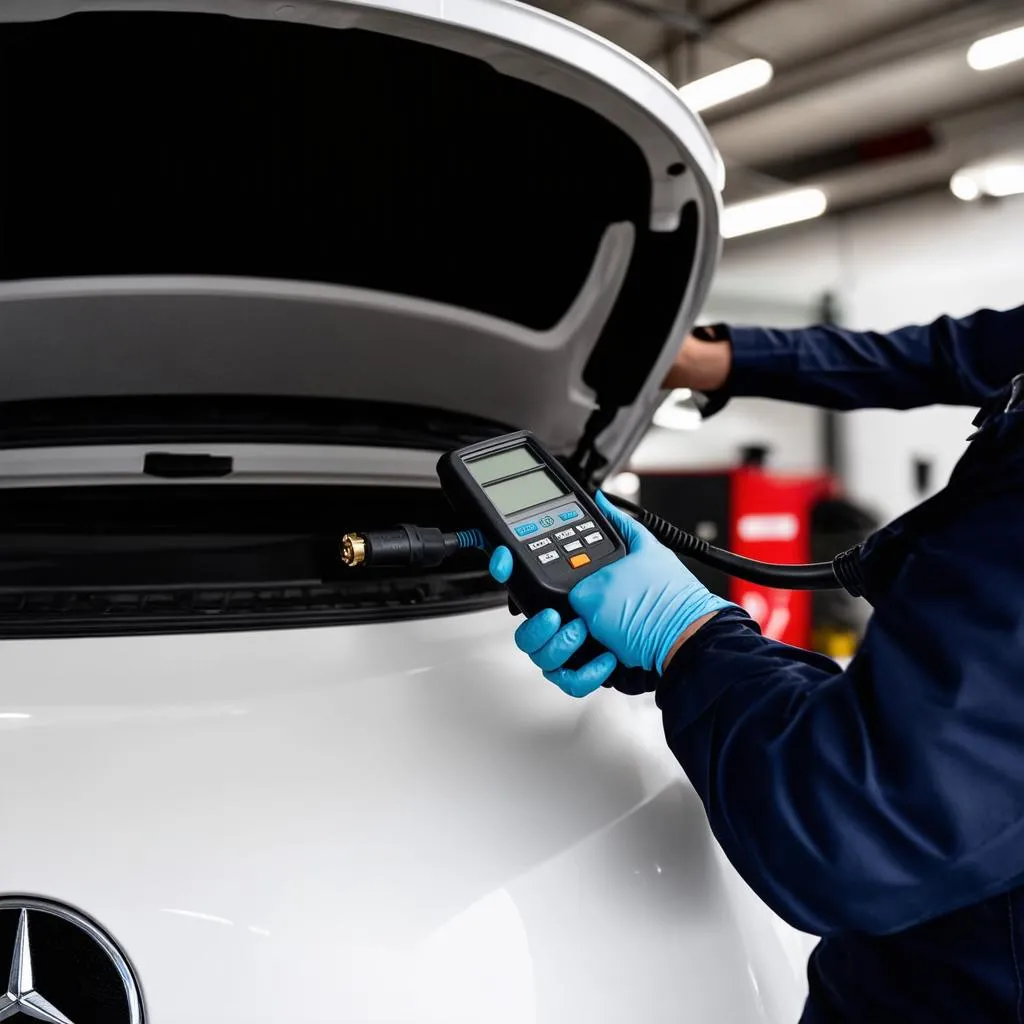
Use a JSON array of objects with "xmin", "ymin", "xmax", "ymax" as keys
[{"xmin": 0, "ymin": 0, "xmax": 722, "ymax": 477}]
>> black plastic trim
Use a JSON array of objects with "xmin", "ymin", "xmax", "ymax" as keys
[
  {"xmin": 143, "ymin": 452, "xmax": 234, "ymax": 478},
  {"xmin": 0, "ymin": 396, "xmax": 511, "ymax": 452},
  {"xmin": 0, "ymin": 577, "xmax": 505, "ymax": 640}
]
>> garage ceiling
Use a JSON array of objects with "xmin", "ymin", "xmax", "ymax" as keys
[{"xmin": 529, "ymin": 0, "xmax": 1024, "ymax": 217}]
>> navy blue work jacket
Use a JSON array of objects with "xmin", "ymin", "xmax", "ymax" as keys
[{"xmin": 659, "ymin": 306, "xmax": 1024, "ymax": 1022}]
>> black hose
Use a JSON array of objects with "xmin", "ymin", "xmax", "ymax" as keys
[
  {"xmin": 604, "ymin": 493, "xmax": 863, "ymax": 595},
  {"xmin": 340, "ymin": 499, "xmax": 866, "ymax": 596}
]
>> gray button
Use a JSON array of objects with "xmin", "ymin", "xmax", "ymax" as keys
[
  {"xmin": 584, "ymin": 531, "xmax": 603, "ymax": 545},
  {"xmin": 554, "ymin": 528, "xmax": 576, "ymax": 540},
  {"xmin": 576, "ymin": 521, "xmax": 595, "ymax": 533},
  {"xmin": 528, "ymin": 538, "xmax": 552, "ymax": 551},
  {"xmin": 563, "ymin": 540, "xmax": 583, "ymax": 553},
  {"xmin": 538, "ymin": 550, "xmax": 560, "ymax": 565}
]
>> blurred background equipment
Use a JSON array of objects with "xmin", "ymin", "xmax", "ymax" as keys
[{"xmin": 612, "ymin": 450, "xmax": 875, "ymax": 652}]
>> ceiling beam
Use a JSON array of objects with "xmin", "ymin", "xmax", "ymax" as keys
[
  {"xmin": 754, "ymin": 88, "xmax": 1024, "ymax": 184},
  {"xmin": 827, "ymin": 180, "xmax": 952, "ymax": 220},
  {"xmin": 706, "ymin": 0, "xmax": 780, "ymax": 29},
  {"xmin": 587, "ymin": 0, "xmax": 711, "ymax": 38},
  {"xmin": 638, "ymin": 0, "xmax": 788, "ymax": 62},
  {"xmin": 723, "ymin": 88, "xmax": 1024, "ymax": 229}
]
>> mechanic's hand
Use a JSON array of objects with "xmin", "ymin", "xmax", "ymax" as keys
[
  {"xmin": 662, "ymin": 325, "xmax": 732, "ymax": 392},
  {"xmin": 488, "ymin": 546, "xmax": 618, "ymax": 697},
  {"xmin": 488, "ymin": 492, "xmax": 733, "ymax": 698},
  {"xmin": 505, "ymin": 605, "xmax": 619, "ymax": 698}
]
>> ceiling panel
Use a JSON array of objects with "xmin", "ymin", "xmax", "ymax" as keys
[
  {"xmin": 526, "ymin": 0, "xmax": 1024, "ymax": 212},
  {"xmin": 714, "ymin": 51, "xmax": 1024, "ymax": 165},
  {"xmin": 721, "ymin": 0, "xmax": 955, "ymax": 64}
]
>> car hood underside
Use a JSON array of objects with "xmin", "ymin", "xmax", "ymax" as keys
[{"xmin": 0, "ymin": 0, "xmax": 721, "ymax": 474}]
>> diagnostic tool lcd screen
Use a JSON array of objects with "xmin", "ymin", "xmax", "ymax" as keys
[
  {"xmin": 466, "ymin": 448, "xmax": 540, "ymax": 485},
  {"xmin": 484, "ymin": 469, "xmax": 565, "ymax": 517}
]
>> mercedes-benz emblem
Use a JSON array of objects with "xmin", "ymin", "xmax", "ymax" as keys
[{"xmin": 0, "ymin": 898, "xmax": 143, "ymax": 1024}]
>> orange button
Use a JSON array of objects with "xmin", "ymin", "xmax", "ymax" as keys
[{"xmin": 569, "ymin": 553, "xmax": 591, "ymax": 569}]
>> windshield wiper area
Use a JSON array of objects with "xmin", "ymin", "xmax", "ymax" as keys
[{"xmin": 0, "ymin": 483, "xmax": 502, "ymax": 639}]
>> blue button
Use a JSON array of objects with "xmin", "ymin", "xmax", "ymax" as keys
[
  {"xmin": 514, "ymin": 522, "xmax": 538, "ymax": 537},
  {"xmin": 538, "ymin": 515, "xmax": 555, "ymax": 528},
  {"xmin": 559, "ymin": 510, "xmax": 580, "ymax": 521}
]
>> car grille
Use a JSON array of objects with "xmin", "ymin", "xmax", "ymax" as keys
[{"xmin": 0, "ymin": 571, "xmax": 504, "ymax": 638}]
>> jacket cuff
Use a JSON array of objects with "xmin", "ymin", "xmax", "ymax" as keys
[
  {"xmin": 726, "ymin": 325, "xmax": 796, "ymax": 397},
  {"xmin": 655, "ymin": 607, "xmax": 761, "ymax": 729},
  {"xmin": 698, "ymin": 323, "xmax": 801, "ymax": 417},
  {"xmin": 691, "ymin": 323, "xmax": 734, "ymax": 419}
]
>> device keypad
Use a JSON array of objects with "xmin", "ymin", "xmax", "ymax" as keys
[{"xmin": 509, "ymin": 498, "xmax": 616, "ymax": 585}]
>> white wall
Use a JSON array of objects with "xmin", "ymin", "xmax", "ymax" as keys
[{"xmin": 712, "ymin": 189, "xmax": 1024, "ymax": 523}]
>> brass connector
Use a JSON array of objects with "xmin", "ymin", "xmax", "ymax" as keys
[{"xmin": 340, "ymin": 533, "xmax": 367, "ymax": 567}]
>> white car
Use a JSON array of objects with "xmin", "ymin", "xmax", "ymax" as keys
[{"xmin": 0, "ymin": 1, "xmax": 815, "ymax": 1020}]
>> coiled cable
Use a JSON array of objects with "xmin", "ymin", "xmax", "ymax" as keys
[{"xmin": 604, "ymin": 493, "xmax": 862, "ymax": 595}]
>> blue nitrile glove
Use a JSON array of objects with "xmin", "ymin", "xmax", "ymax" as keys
[{"xmin": 489, "ymin": 491, "xmax": 734, "ymax": 698}]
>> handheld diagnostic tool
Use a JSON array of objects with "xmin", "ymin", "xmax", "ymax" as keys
[{"xmin": 437, "ymin": 430, "xmax": 626, "ymax": 668}]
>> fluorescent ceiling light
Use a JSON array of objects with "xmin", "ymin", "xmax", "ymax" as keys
[
  {"xmin": 967, "ymin": 25, "xmax": 1024, "ymax": 71},
  {"xmin": 950, "ymin": 173, "xmax": 981, "ymax": 202},
  {"xmin": 951, "ymin": 159, "xmax": 1024, "ymax": 201},
  {"xmin": 984, "ymin": 164, "xmax": 1024, "ymax": 197},
  {"xmin": 721, "ymin": 188, "xmax": 828, "ymax": 239},
  {"xmin": 680, "ymin": 58, "xmax": 774, "ymax": 113}
]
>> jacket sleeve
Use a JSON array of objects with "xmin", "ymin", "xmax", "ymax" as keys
[
  {"xmin": 720, "ymin": 305, "xmax": 1024, "ymax": 411},
  {"xmin": 658, "ymin": 481, "xmax": 1024, "ymax": 937}
]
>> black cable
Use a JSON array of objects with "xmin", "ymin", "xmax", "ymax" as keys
[
  {"xmin": 604, "ymin": 493, "xmax": 862, "ymax": 594},
  {"xmin": 340, "ymin": 500, "xmax": 866, "ymax": 596}
]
